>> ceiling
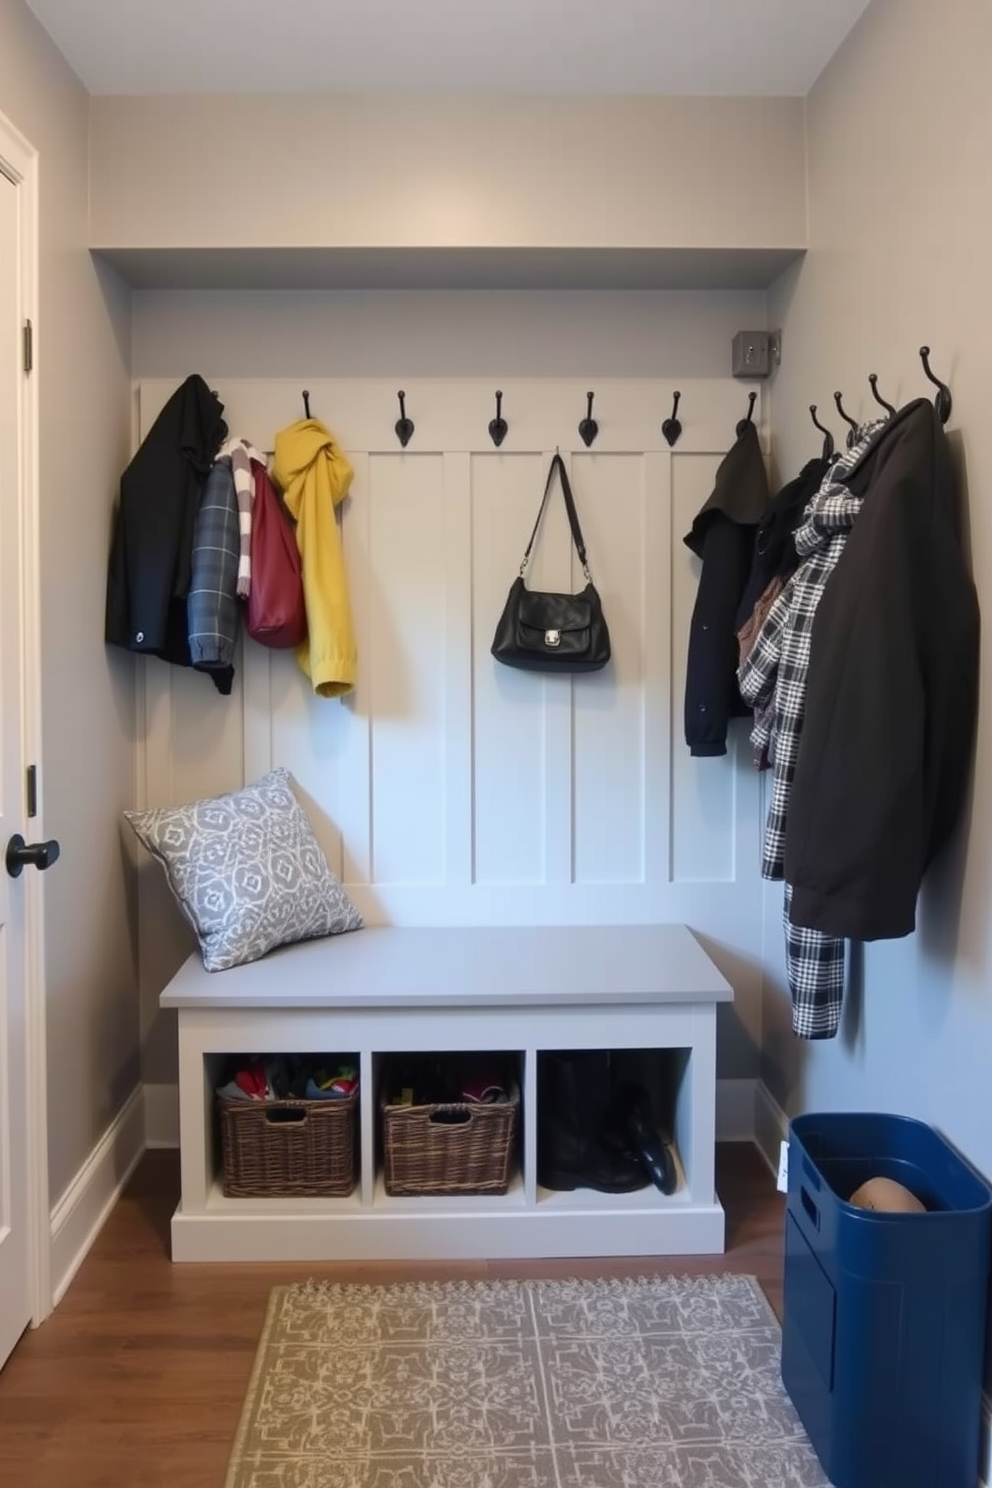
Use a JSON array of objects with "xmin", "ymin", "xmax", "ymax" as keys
[{"xmin": 24, "ymin": 0, "xmax": 871, "ymax": 97}]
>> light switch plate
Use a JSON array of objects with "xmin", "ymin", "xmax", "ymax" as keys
[
  {"xmin": 732, "ymin": 329, "xmax": 771, "ymax": 379},
  {"xmin": 776, "ymin": 1139, "xmax": 789, "ymax": 1194}
]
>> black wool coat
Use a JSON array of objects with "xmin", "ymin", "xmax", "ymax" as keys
[
  {"xmin": 105, "ymin": 375, "xmax": 228, "ymax": 666},
  {"xmin": 683, "ymin": 421, "xmax": 769, "ymax": 756},
  {"xmin": 785, "ymin": 399, "xmax": 979, "ymax": 941}
]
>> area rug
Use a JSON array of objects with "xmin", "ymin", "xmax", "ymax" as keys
[{"xmin": 225, "ymin": 1274, "xmax": 828, "ymax": 1487}]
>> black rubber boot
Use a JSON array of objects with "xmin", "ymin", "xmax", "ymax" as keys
[
  {"xmin": 615, "ymin": 1081, "xmax": 678, "ymax": 1195},
  {"xmin": 537, "ymin": 1052, "xmax": 647, "ymax": 1193}
]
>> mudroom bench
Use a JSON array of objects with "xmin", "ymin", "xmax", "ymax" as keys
[{"xmin": 160, "ymin": 923, "xmax": 733, "ymax": 1263}]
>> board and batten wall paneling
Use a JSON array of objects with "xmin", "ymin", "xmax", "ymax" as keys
[{"xmin": 134, "ymin": 379, "xmax": 766, "ymax": 1089}]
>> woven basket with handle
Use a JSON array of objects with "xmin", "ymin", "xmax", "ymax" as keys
[
  {"xmin": 381, "ymin": 1085, "xmax": 519, "ymax": 1196},
  {"xmin": 218, "ymin": 1093, "xmax": 358, "ymax": 1198}
]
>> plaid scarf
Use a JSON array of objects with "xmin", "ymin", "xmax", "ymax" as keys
[
  {"xmin": 738, "ymin": 423, "xmax": 886, "ymax": 880},
  {"xmin": 738, "ymin": 423, "xmax": 886, "ymax": 1039}
]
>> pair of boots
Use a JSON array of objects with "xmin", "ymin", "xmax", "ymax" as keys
[{"xmin": 537, "ymin": 1051, "xmax": 677, "ymax": 1195}]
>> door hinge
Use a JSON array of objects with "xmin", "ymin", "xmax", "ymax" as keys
[
  {"xmin": 23, "ymin": 318, "xmax": 33, "ymax": 375},
  {"xmin": 26, "ymin": 765, "xmax": 37, "ymax": 819}
]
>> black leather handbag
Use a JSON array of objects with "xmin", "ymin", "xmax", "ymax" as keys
[{"xmin": 491, "ymin": 454, "xmax": 611, "ymax": 674}]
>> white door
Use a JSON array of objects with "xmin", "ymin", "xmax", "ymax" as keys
[{"xmin": 0, "ymin": 163, "xmax": 31, "ymax": 1371}]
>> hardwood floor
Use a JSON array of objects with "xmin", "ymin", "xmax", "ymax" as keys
[{"xmin": 0, "ymin": 1143, "xmax": 785, "ymax": 1488}]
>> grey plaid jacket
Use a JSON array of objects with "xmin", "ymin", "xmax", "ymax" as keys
[
  {"xmin": 737, "ymin": 422, "xmax": 886, "ymax": 1037},
  {"xmin": 187, "ymin": 460, "xmax": 241, "ymax": 695}
]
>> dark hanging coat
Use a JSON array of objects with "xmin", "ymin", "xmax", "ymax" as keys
[
  {"xmin": 105, "ymin": 375, "xmax": 227, "ymax": 666},
  {"xmin": 683, "ymin": 421, "xmax": 769, "ymax": 756},
  {"xmin": 785, "ymin": 399, "xmax": 979, "ymax": 941},
  {"xmin": 734, "ymin": 456, "xmax": 829, "ymax": 634}
]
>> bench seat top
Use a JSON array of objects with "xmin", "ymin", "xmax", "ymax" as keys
[{"xmin": 160, "ymin": 924, "xmax": 733, "ymax": 1011}]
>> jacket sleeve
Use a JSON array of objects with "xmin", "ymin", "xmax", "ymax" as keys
[
  {"xmin": 738, "ymin": 580, "xmax": 789, "ymax": 712},
  {"xmin": 684, "ymin": 516, "xmax": 753, "ymax": 757}
]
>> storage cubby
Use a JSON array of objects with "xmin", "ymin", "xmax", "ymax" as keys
[
  {"xmin": 535, "ymin": 1047, "xmax": 687, "ymax": 1201},
  {"xmin": 207, "ymin": 1052, "xmax": 361, "ymax": 1199},
  {"xmin": 163, "ymin": 924, "xmax": 732, "ymax": 1261}
]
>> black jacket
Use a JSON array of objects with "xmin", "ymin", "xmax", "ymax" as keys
[
  {"xmin": 105, "ymin": 375, "xmax": 227, "ymax": 666},
  {"xmin": 785, "ymin": 399, "xmax": 979, "ymax": 940},
  {"xmin": 735, "ymin": 456, "xmax": 828, "ymax": 632},
  {"xmin": 683, "ymin": 421, "xmax": 769, "ymax": 756}
]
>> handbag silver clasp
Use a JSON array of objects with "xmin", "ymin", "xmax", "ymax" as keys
[{"xmin": 545, "ymin": 629, "xmax": 561, "ymax": 647}]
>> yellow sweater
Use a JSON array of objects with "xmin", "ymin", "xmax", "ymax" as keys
[{"xmin": 273, "ymin": 418, "xmax": 357, "ymax": 697}]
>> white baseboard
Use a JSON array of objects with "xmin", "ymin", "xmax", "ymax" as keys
[
  {"xmin": 754, "ymin": 1079, "xmax": 789, "ymax": 1178},
  {"xmin": 49, "ymin": 1087, "xmax": 146, "ymax": 1306},
  {"xmin": 144, "ymin": 1081, "xmax": 180, "ymax": 1148}
]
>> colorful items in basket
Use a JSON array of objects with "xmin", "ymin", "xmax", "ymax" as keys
[
  {"xmin": 217, "ymin": 1055, "xmax": 358, "ymax": 1103},
  {"xmin": 387, "ymin": 1056, "xmax": 510, "ymax": 1108}
]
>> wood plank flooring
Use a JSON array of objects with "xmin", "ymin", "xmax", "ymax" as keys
[{"xmin": 0, "ymin": 1143, "xmax": 785, "ymax": 1488}]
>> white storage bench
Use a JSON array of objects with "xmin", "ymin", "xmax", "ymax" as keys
[{"xmin": 160, "ymin": 923, "xmax": 733, "ymax": 1262}]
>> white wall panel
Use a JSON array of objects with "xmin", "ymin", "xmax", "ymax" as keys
[
  {"xmin": 571, "ymin": 453, "xmax": 649, "ymax": 885},
  {"xmin": 471, "ymin": 453, "xmax": 548, "ymax": 886},
  {"xmin": 368, "ymin": 453, "xmax": 447, "ymax": 885},
  {"xmin": 135, "ymin": 376, "xmax": 766, "ymax": 1077}
]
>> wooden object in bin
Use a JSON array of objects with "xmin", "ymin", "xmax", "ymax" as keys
[
  {"xmin": 382, "ymin": 1086, "xmax": 519, "ymax": 1196},
  {"xmin": 218, "ymin": 1094, "xmax": 358, "ymax": 1198}
]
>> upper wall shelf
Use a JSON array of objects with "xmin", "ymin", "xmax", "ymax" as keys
[{"xmin": 90, "ymin": 245, "xmax": 805, "ymax": 294}]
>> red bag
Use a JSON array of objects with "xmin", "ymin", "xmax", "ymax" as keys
[{"xmin": 246, "ymin": 463, "xmax": 307, "ymax": 648}]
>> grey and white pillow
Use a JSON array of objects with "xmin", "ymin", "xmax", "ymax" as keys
[{"xmin": 125, "ymin": 767, "xmax": 362, "ymax": 971}]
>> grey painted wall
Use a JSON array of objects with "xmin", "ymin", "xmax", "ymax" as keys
[
  {"xmin": 767, "ymin": 0, "xmax": 992, "ymax": 1176},
  {"xmin": 131, "ymin": 288, "xmax": 768, "ymax": 382},
  {"xmin": 0, "ymin": 0, "xmax": 137, "ymax": 1205}
]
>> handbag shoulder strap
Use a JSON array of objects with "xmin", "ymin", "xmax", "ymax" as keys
[{"xmin": 520, "ymin": 454, "xmax": 592, "ymax": 581}]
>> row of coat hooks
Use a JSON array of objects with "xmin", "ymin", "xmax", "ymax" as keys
[
  {"xmin": 389, "ymin": 386, "xmax": 758, "ymax": 450},
  {"xmin": 808, "ymin": 346, "xmax": 952, "ymax": 459},
  {"xmin": 297, "ymin": 347, "xmax": 950, "ymax": 455}
]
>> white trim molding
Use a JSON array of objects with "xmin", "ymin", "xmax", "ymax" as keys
[
  {"xmin": 49, "ymin": 1089, "xmax": 146, "ymax": 1307},
  {"xmin": 755, "ymin": 1078, "xmax": 790, "ymax": 1177},
  {"xmin": 0, "ymin": 106, "xmax": 47, "ymax": 1327}
]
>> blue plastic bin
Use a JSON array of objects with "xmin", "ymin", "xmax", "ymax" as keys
[{"xmin": 782, "ymin": 1112, "xmax": 991, "ymax": 1488}]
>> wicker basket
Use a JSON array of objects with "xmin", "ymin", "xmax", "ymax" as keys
[
  {"xmin": 218, "ymin": 1093, "xmax": 358, "ymax": 1198},
  {"xmin": 381, "ymin": 1085, "xmax": 519, "ymax": 1196}
]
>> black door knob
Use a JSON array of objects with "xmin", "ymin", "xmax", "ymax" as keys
[{"xmin": 5, "ymin": 834, "xmax": 60, "ymax": 878}]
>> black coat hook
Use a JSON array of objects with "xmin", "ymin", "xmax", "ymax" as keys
[
  {"xmin": 302, "ymin": 389, "xmax": 312, "ymax": 420},
  {"xmin": 868, "ymin": 373, "xmax": 896, "ymax": 417},
  {"xmin": 395, "ymin": 390, "xmax": 415, "ymax": 448},
  {"xmin": 809, "ymin": 404, "xmax": 835, "ymax": 462},
  {"xmin": 488, "ymin": 389, "xmax": 508, "ymax": 448},
  {"xmin": 920, "ymin": 345, "xmax": 952, "ymax": 425},
  {"xmin": 662, "ymin": 390, "xmax": 683, "ymax": 448},
  {"xmin": 736, "ymin": 390, "xmax": 757, "ymax": 438},
  {"xmin": 578, "ymin": 390, "xmax": 599, "ymax": 448},
  {"xmin": 833, "ymin": 390, "xmax": 859, "ymax": 447}
]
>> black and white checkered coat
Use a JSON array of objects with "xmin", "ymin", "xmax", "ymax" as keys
[
  {"xmin": 187, "ymin": 460, "xmax": 241, "ymax": 695},
  {"xmin": 737, "ymin": 423, "xmax": 885, "ymax": 881},
  {"xmin": 737, "ymin": 423, "xmax": 885, "ymax": 1038}
]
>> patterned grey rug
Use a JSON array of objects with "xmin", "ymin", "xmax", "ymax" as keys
[{"xmin": 225, "ymin": 1274, "xmax": 828, "ymax": 1487}]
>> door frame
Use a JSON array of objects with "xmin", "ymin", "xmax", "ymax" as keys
[{"xmin": 0, "ymin": 108, "xmax": 50, "ymax": 1327}]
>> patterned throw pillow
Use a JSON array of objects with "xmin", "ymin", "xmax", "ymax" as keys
[{"xmin": 125, "ymin": 767, "xmax": 362, "ymax": 971}]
